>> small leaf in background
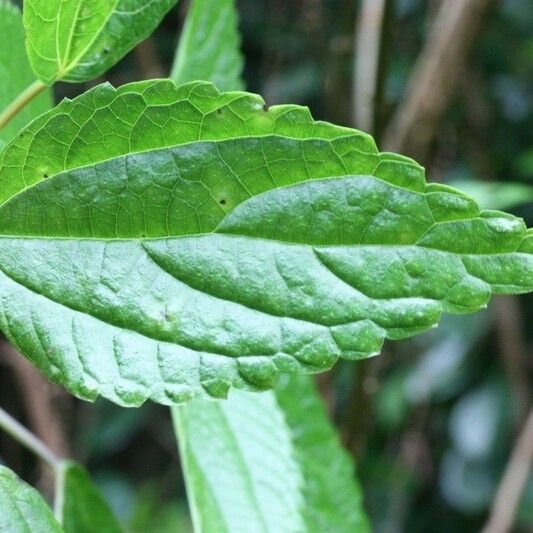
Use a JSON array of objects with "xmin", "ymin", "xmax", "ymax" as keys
[
  {"xmin": 450, "ymin": 180, "xmax": 533, "ymax": 210},
  {"xmin": 0, "ymin": 465, "xmax": 63, "ymax": 532},
  {"xmin": 173, "ymin": 374, "xmax": 369, "ymax": 533},
  {"xmin": 172, "ymin": 0, "xmax": 245, "ymax": 91},
  {"xmin": 60, "ymin": 462, "xmax": 122, "ymax": 533},
  {"xmin": 0, "ymin": 80, "xmax": 531, "ymax": 405},
  {"xmin": 448, "ymin": 379, "xmax": 511, "ymax": 462},
  {"xmin": 0, "ymin": 0, "xmax": 52, "ymax": 145},
  {"xmin": 23, "ymin": 0, "xmax": 178, "ymax": 84}
]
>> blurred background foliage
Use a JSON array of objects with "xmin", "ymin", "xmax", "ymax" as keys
[{"xmin": 0, "ymin": 0, "xmax": 531, "ymax": 531}]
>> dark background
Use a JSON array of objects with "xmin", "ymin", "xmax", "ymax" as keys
[{"xmin": 1, "ymin": 1, "xmax": 531, "ymax": 531}]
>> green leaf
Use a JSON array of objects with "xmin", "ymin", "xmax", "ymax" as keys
[
  {"xmin": 23, "ymin": 0, "xmax": 177, "ymax": 84},
  {"xmin": 59, "ymin": 462, "xmax": 122, "ymax": 533},
  {"xmin": 275, "ymin": 375, "xmax": 370, "ymax": 532},
  {"xmin": 0, "ymin": 465, "xmax": 63, "ymax": 532},
  {"xmin": 173, "ymin": 390, "xmax": 305, "ymax": 532},
  {"xmin": 0, "ymin": 80, "xmax": 531, "ymax": 405},
  {"xmin": 173, "ymin": 374, "xmax": 369, "ymax": 532},
  {"xmin": 0, "ymin": 0, "xmax": 52, "ymax": 145},
  {"xmin": 171, "ymin": 0, "xmax": 244, "ymax": 91}
]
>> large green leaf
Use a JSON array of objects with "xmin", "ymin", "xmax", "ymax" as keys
[
  {"xmin": 173, "ymin": 374, "xmax": 369, "ymax": 532},
  {"xmin": 0, "ymin": 0, "xmax": 52, "ymax": 145},
  {"xmin": 171, "ymin": 0, "xmax": 244, "ymax": 91},
  {"xmin": 0, "ymin": 80, "xmax": 531, "ymax": 405},
  {"xmin": 59, "ymin": 462, "xmax": 122, "ymax": 533},
  {"xmin": 0, "ymin": 465, "xmax": 63, "ymax": 532},
  {"xmin": 23, "ymin": 0, "xmax": 177, "ymax": 84}
]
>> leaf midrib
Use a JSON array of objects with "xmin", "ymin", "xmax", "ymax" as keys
[
  {"xmin": 0, "ymin": 234, "xmax": 527, "ymax": 256},
  {"xmin": 0, "ymin": 233, "xmax": 528, "ymax": 352},
  {"xmin": 57, "ymin": 0, "xmax": 121, "ymax": 80},
  {"xmin": 0, "ymin": 238, "xmax": 358, "ymax": 353},
  {"xmin": 0, "ymin": 257, "xmax": 276, "ymax": 360},
  {"xmin": 0, "ymin": 234, "xmax": 461, "ymax": 362}
]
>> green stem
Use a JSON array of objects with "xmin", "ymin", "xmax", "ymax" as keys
[
  {"xmin": 0, "ymin": 405, "xmax": 62, "ymax": 471},
  {"xmin": 0, "ymin": 79, "xmax": 48, "ymax": 131},
  {"xmin": 0, "ymin": 405, "xmax": 66, "ymax": 521},
  {"xmin": 53, "ymin": 462, "xmax": 67, "ymax": 523}
]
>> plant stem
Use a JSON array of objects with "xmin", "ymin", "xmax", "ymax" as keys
[
  {"xmin": 0, "ymin": 405, "xmax": 62, "ymax": 471},
  {"xmin": 0, "ymin": 79, "xmax": 48, "ymax": 132},
  {"xmin": 382, "ymin": 0, "xmax": 494, "ymax": 160},
  {"xmin": 53, "ymin": 462, "xmax": 67, "ymax": 523}
]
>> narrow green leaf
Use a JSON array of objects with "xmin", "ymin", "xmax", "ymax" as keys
[
  {"xmin": 275, "ymin": 375, "xmax": 370, "ymax": 532},
  {"xmin": 59, "ymin": 462, "xmax": 122, "ymax": 533},
  {"xmin": 23, "ymin": 0, "xmax": 177, "ymax": 84},
  {"xmin": 0, "ymin": 465, "xmax": 63, "ymax": 532},
  {"xmin": 0, "ymin": 0, "xmax": 51, "ymax": 145},
  {"xmin": 173, "ymin": 391, "xmax": 305, "ymax": 532},
  {"xmin": 171, "ymin": 0, "xmax": 244, "ymax": 91},
  {"xmin": 173, "ymin": 375, "xmax": 369, "ymax": 532},
  {"xmin": 0, "ymin": 80, "xmax": 531, "ymax": 405}
]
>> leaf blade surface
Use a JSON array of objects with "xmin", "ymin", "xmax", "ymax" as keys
[
  {"xmin": 274, "ymin": 374, "xmax": 370, "ymax": 532},
  {"xmin": 171, "ymin": 0, "xmax": 244, "ymax": 91},
  {"xmin": 0, "ymin": 465, "xmax": 63, "ymax": 533},
  {"xmin": 173, "ymin": 374, "xmax": 369, "ymax": 533},
  {"xmin": 173, "ymin": 390, "xmax": 305, "ymax": 532},
  {"xmin": 23, "ymin": 0, "xmax": 177, "ymax": 84},
  {"xmin": 60, "ymin": 462, "xmax": 122, "ymax": 533}
]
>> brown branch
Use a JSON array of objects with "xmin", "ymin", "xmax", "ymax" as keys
[
  {"xmin": 352, "ymin": 0, "xmax": 387, "ymax": 133},
  {"xmin": 315, "ymin": 372, "xmax": 336, "ymax": 418},
  {"xmin": 382, "ymin": 0, "xmax": 494, "ymax": 160},
  {"xmin": 483, "ymin": 408, "xmax": 533, "ymax": 533}
]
